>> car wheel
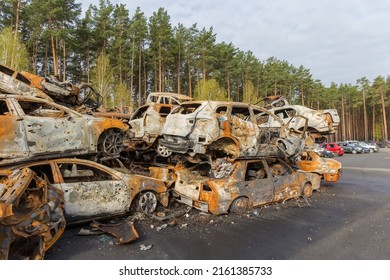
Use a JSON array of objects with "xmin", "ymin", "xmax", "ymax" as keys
[
  {"xmin": 302, "ymin": 182, "xmax": 313, "ymax": 197},
  {"xmin": 352, "ymin": 150, "xmax": 357, "ymax": 154},
  {"xmin": 157, "ymin": 144, "xmax": 172, "ymax": 157},
  {"xmin": 99, "ymin": 129, "xmax": 124, "ymax": 156},
  {"xmin": 137, "ymin": 191, "xmax": 158, "ymax": 214},
  {"xmin": 369, "ymin": 148, "xmax": 374, "ymax": 153},
  {"xmin": 229, "ymin": 197, "xmax": 250, "ymax": 214}
]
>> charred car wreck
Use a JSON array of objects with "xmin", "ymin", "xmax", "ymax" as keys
[
  {"xmin": 0, "ymin": 94, "xmax": 129, "ymax": 166},
  {"xmin": 0, "ymin": 168, "xmax": 66, "ymax": 260},
  {"xmin": 158, "ymin": 101, "xmax": 308, "ymax": 162},
  {"xmin": 173, "ymin": 158, "xmax": 320, "ymax": 215}
]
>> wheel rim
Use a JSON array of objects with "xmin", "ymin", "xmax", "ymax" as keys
[
  {"xmin": 102, "ymin": 131, "xmax": 123, "ymax": 156},
  {"xmin": 138, "ymin": 191, "xmax": 157, "ymax": 213},
  {"xmin": 230, "ymin": 197, "xmax": 249, "ymax": 213},
  {"xmin": 157, "ymin": 144, "xmax": 172, "ymax": 157}
]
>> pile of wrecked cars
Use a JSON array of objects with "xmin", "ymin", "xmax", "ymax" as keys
[{"xmin": 0, "ymin": 65, "xmax": 342, "ymax": 259}]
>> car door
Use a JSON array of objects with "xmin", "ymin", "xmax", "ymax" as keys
[
  {"xmin": 266, "ymin": 158, "xmax": 300, "ymax": 202},
  {"xmin": 0, "ymin": 98, "xmax": 29, "ymax": 159},
  {"xmin": 15, "ymin": 99, "xmax": 90, "ymax": 155},
  {"xmin": 55, "ymin": 161, "xmax": 130, "ymax": 223},
  {"xmin": 235, "ymin": 160, "xmax": 274, "ymax": 206},
  {"xmin": 229, "ymin": 105, "xmax": 260, "ymax": 156}
]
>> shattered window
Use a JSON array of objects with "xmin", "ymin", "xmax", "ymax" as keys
[
  {"xmin": 215, "ymin": 106, "xmax": 228, "ymax": 114},
  {"xmin": 245, "ymin": 161, "xmax": 268, "ymax": 181},
  {"xmin": 267, "ymin": 159, "xmax": 292, "ymax": 176},
  {"xmin": 29, "ymin": 164, "xmax": 55, "ymax": 184},
  {"xmin": 158, "ymin": 106, "xmax": 171, "ymax": 116},
  {"xmin": 18, "ymin": 101, "xmax": 69, "ymax": 118},
  {"xmin": 231, "ymin": 106, "xmax": 251, "ymax": 120},
  {"xmin": 132, "ymin": 105, "xmax": 148, "ymax": 119},
  {"xmin": 58, "ymin": 163, "xmax": 120, "ymax": 183},
  {"xmin": 255, "ymin": 112, "xmax": 270, "ymax": 125},
  {"xmin": 171, "ymin": 98, "xmax": 179, "ymax": 105},
  {"xmin": 172, "ymin": 103, "xmax": 201, "ymax": 115},
  {"xmin": 274, "ymin": 109, "xmax": 290, "ymax": 119},
  {"xmin": 148, "ymin": 95, "xmax": 159, "ymax": 103},
  {"xmin": 0, "ymin": 100, "xmax": 9, "ymax": 115}
]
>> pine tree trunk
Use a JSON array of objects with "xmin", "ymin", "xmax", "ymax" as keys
[
  {"xmin": 177, "ymin": 42, "xmax": 181, "ymax": 94},
  {"xmin": 363, "ymin": 90, "xmax": 368, "ymax": 140},
  {"xmin": 49, "ymin": 17, "xmax": 58, "ymax": 76},
  {"xmin": 380, "ymin": 88, "xmax": 388, "ymax": 140}
]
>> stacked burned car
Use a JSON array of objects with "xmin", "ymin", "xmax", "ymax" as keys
[
  {"xmin": 1, "ymin": 66, "xmax": 342, "ymax": 259},
  {"xmin": 158, "ymin": 101, "xmax": 308, "ymax": 161}
]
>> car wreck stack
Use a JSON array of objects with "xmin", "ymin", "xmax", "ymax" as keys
[{"xmin": 0, "ymin": 65, "xmax": 342, "ymax": 259}]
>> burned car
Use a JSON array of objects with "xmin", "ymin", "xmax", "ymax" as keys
[
  {"xmin": 260, "ymin": 96, "xmax": 340, "ymax": 141},
  {"xmin": 173, "ymin": 158, "xmax": 320, "ymax": 215},
  {"xmin": 0, "ymin": 64, "xmax": 51, "ymax": 101},
  {"xmin": 10, "ymin": 158, "xmax": 170, "ymax": 224},
  {"xmin": 0, "ymin": 168, "xmax": 66, "ymax": 260},
  {"xmin": 127, "ymin": 92, "xmax": 192, "ymax": 153},
  {"xmin": 294, "ymin": 150, "xmax": 342, "ymax": 182},
  {"xmin": 0, "ymin": 64, "xmax": 102, "ymax": 110},
  {"xmin": 158, "ymin": 101, "xmax": 307, "ymax": 161},
  {"xmin": 146, "ymin": 92, "xmax": 193, "ymax": 104},
  {"xmin": 0, "ymin": 94, "xmax": 129, "ymax": 166}
]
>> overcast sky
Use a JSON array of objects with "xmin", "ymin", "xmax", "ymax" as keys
[{"xmin": 80, "ymin": 0, "xmax": 390, "ymax": 86}]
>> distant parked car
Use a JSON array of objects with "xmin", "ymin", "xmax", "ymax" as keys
[
  {"xmin": 361, "ymin": 141, "xmax": 379, "ymax": 153},
  {"xmin": 322, "ymin": 142, "xmax": 344, "ymax": 156},
  {"xmin": 379, "ymin": 140, "xmax": 390, "ymax": 148},
  {"xmin": 341, "ymin": 142, "xmax": 368, "ymax": 154},
  {"xmin": 344, "ymin": 140, "xmax": 379, "ymax": 153}
]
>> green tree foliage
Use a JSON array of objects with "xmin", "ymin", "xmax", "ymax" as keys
[
  {"xmin": 91, "ymin": 50, "xmax": 113, "ymax": 108},
  {"xmin": 0, "ymin": 26, "xmax": 28, "ymax": 70},
  {"xmin": 193, "ymin": 78, "xmax": 228, "ymax": 101}
]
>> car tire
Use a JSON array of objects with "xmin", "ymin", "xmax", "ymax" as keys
[
  {"xmin": 229, "ymin": 197, "xmax": 250, "ymax": 214},
  {"xmin": 352, "ymin": 150, "xmax": 357, "ymax": 154}
]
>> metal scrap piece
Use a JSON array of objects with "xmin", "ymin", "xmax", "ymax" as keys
[{"xmin": 90, "ymin": 220, "xmax": 139, "ymax": 244}]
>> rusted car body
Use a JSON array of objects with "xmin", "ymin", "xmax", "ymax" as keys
[
  {"xmin": 260, "ymin": 96, "xmax": 340, "ymax": 140},
  {"xmin": 173, "ymin": 158, "xmax": 320, "ymax": 215},
  {"xmin": 0, "ymin": 94, "xmax": 129, "ymax": 166},
  {"xmin": 158, "ymin": 101, "xmax": 307, "ymax": 160},
  {"xmin": 10, "ymin": 158, "xmax": 169, "ymax": 223},
  {"xmin": 0, "ymin": 64, "xmax": 52, "ymax": 101},
  {"xmin": 127, "ymin": 92, "xmax": 192, "ymax": 152},
  {"xmin": 0, "ymin": 168, "xmax": 66, "ymax": 259},
  {"xmin": 0, "ymin": 64, "xmax": 102, "ymax": 109},
  {"xmin": 294, "ymin": 150, "xmax": 342, "ymax": 182}
]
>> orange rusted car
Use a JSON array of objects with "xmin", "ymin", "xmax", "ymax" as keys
[
  {"xmin": 173, "ymin": 158, "xmax": 320, "ymax": 215},
  {"xmin": 0, "ymin": 94, "xmax": 129, "ymax": 166},
  {"xmin": 295, "ymin": 150, "xmax": 342, "ymax": 182},
  {"xmin": 9, "ymin": 158, "xmax": 170, "ymax": 224}
]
